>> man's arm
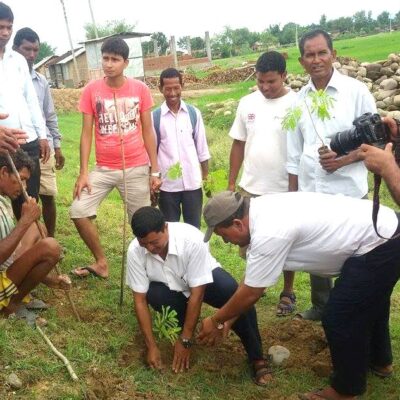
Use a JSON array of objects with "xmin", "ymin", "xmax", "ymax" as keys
[
  {"xmin": 42, "ymin": 80, "xmax": 65, "ymax": 170},
  {"xmin": 200, "ymin": 160, "xmax": 208, "ymax": 181},
  {"xmin": 172, "ymin": 285, "xmax": 205, "ymax": 373},
  {"xmin": 141, "ymin": 110, "xmax": 161, "ymax": 191},
  {"xmin": 359, "ymin": 143, "xmax": 400, "ymax": 205},
  {"xmin": 133, "ymin": 291, "xmax": 163, "ymax": 369},
  {"xmin": 319, "ymin": 149, "xmax": 361, "ymax": 173},
  {"xmin": 288, "ymin": 173, "xmax": 298, "ymax": 192},
  {"xmin": 228, "ymin": 139, "xmax": 245, "ymax": 191},
  {"xmin": 198, "ymin": 283, "xmax": 264, "ymax": 345},
  {"xmin": 73, "ymin": 113, "xmax": 93, "ymax": 199},
  {"xmin": 0, "ymin": 198, "xmax": 40, "ymax": 265}
]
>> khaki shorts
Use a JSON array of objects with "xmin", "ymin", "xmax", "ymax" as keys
[
  {"xmin": 39, "ymin": 152, "xmax": 57, "ymax": 197},
  {"xmin": 69, "ymin": 165, "xmax": 150, "ymax": 221}
]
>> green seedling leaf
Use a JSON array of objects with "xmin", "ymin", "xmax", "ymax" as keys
[
  {"xmin": 203, "ymin": 169, "xmax": 228, "ymax": 197},
  {"xmin": 308, "ymin": 90, "xmax": 335, "ymax": 121},
  {"xmin": 153, "ymin": 305, "xmax": 181, "ymax": 344},
  {"xmin": 166, "ymin": 162, "xmax": 183, "ymax": 180},
  {"xmin": 281, "ymin": 106, "xmax": 303, "ymax": 131}
]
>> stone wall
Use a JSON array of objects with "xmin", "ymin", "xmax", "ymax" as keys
[{"xmin": 286, "ymin": 53, "xmax": 400, "ymax": 119}]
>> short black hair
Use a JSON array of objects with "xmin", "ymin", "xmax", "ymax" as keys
[
  {"xmin": 255, "ymin": 51, "xmax": 286, "ymax": 74},
  {"xmin": 216, "ymin": 194, "xmax": 250, "ymax": 229},
  {"xmin": 0, "ymin": 2, "xmax": 13, "ymax": 22},
  {"xmin": 101, "ymin": 37, "xmax": 129, "ymax": 60},
  {"xmin": 13, "ymin": 27, "xmax": 40, "ymax": 48},
  {"xmin": 299, "ymin": 29, "xmax": 333, "ymax": 57},
  {"xmin": 159, "ymin": 68, "xmax": 183, "ymax": 87},
  {"xmin": 131, "ymin": 206, "xmax": 166, "ymax": 238},
  {"xmin": 0, "ymin": 149, "xmax": 35, "ymax": 174}
]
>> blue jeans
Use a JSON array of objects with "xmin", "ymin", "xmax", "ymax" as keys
[
  {"xmin": 146, "ymin": 267, "xmax": 264, "ymax": 362},
  {"xmin": 158, "ymin": 189, "xmax": 203, "ymax": 229},
  {"xmin": 322, "ymin": 219, "xmax": 400, "ymax": 395}
]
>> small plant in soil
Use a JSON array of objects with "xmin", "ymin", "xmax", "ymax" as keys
[
  {"xmin": 153, "ymin": 305, "xmax": 181, "ymax": 344},
  {"xmin": 203, "ymin": 169, "xmax": 228, "ymax": 197}
]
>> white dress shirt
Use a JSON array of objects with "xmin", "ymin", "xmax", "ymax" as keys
[
  {"xmin": 0, "ymin": 48, "xmax": 46, "ymax": 143},
  {"xmin": 126, "ymin": 222, "xmax": 219, "ymax": 297},
  {"xmin": 287, "ymin": 69, "xmax": 377, "ymax": 198},
  {"xmin": 244, "ymin": 192, "xmax": 398, "ymax": 288}
]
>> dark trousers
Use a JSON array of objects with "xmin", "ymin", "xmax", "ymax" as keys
[
  {"xmin": 322, "ymin": 224, "xmax": 400, "ymax": 396},
  {"xmin": 146, "ymin": 267, "xmax": 263, "ymax": 362},
  {"xmin": 12, "ymin": 140, "xmax": 41, "ymax": 220},
  {"xmin": 158, "ymin": 188, "xmax": 202, "ymax": 229}
]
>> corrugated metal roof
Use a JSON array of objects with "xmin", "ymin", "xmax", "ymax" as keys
[
  {"xmin": 80, "ymin": 31, "xmax": 151, "ymax": 44},
  {"xmin": 57, "ymin": 47, "xmax": 86, "ymax": 64},
  {"xmin": 33, "ymin": 55, "xmax": 58, "ymax": 70}
]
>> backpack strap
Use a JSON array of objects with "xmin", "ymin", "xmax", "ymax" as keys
[
  {"xmin": 152, "ymin": 107, "xmax": 162, "ymax": 152},
  {"xmin": 186, "ymin": 104, "xmax": 198, "ymax": 142}
]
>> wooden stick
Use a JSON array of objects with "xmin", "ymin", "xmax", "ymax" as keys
[
  {"xmin": 113, "ymin": 94, "xmax": 128, "ymax": 308},
  {"xmin": 36, "ymin": 324, "xmax": 79, "ymax": 381},
  {"xmin": 5, "ymin": 152, "xmax": 81, "ymax": 321}
]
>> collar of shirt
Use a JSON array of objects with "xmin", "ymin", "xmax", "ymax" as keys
[
  {"xmin": 144, "ymin": 225, "xmax": 179, "ymax": 259},
  {"xmin": 304, "ymin": 68, "xmax": 343, "ymax": 94},
  {"xmin": 160, "ymin": 99, "xmax": 189, "ymax": 117}
]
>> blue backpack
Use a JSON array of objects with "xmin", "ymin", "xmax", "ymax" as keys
[{"xmin": 152, "ymin": 104, "xmax": 198, "ymax": 152}]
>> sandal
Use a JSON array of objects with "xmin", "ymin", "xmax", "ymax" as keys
[
  {"xmin": 370, "ymin": 365, "xmax": 393, "ymax": 378},
  {"xmin": 276, "ymin": 291, "xmax": 296, "ymax": 317},
  {"xmin": 252, "ymin": 359, "xmax": 273, "ymax": 386}
]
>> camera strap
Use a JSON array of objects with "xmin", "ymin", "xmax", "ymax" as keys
[{"xmin": 372, "ymin": 175, "xmax": 400, "ymax": 240}]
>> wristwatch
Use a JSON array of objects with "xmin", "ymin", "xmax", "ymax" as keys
[
  {"xmin": 211, "ymin": 316, "xmax": 224, "ymax": 330},
  {"xmin": 150, "ymin": 172, "xmax": 161, "ymax": 178},
  {"xmin": 180, "ymin": 336, "xmax": 193, "ymax": 349}
]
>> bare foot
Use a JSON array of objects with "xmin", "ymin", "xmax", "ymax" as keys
[
  {"xmin": 43, "ymin": 274, "xmax": 72, "ymax": 290},
  {"xmin": 71, "ymin": 264, "xmax": 108, "ymax": 279}
]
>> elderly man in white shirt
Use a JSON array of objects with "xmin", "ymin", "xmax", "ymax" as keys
[
  {"xmin": 199, "ymin": 191, "xmax": 400, "ymax": 400},
  {"xmin": 126, "ymin": 206, "xmax": 271, "ymax": 385},
  {"xmin": 0, "ymin": 2, "xmax": 50, "ymax": 220},
  {"xmin": 282, "ymin": 29, "xmax": 377, "ymax": 321}
]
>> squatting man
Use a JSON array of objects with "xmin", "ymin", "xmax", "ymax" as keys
[{"xmin": 198, "ymin": 190, "xmax": 400, "ymax": 400}]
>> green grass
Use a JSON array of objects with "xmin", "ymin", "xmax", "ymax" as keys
[{"xmin": 0, "ymin": 108, "xmax": 399, "ymax": 399}]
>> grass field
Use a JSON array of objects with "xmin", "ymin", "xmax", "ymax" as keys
[
  {"xmin": 212, "ymin": 30, "xmax": 400, "ymax": 75},
  {"xmin": 0, "ymin": 99, "xmax": 399, "ymax": 399}
]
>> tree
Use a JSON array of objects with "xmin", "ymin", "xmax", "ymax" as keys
[
  {"xmin": 319, "ymin": 14, "xmax": 327, "ymax": 30},
  {"xmin": 84, "ymin": 19, "xmax": 136, "ymax": 40},
  {"xmin": 279, "ymin": 22, "xmax": 297, "ymax": 45},
  {"xmin": 260, "ymin": 30, "xmax": 279, "ymax": 48},
  {"xmin": 377, "ymin": 11, "xmax": 390, "ymax": 30},
  {"xmin": 151, "ymin": 32, "xmax": 168, "ymax": 55},
  {"xmin": 353, "ymin": 10, "xmax": 369, "ymax": 32},
  {"xmin": 36, "ymin": 41, "xmax": 56, "ymax": 63},
  {"xmin": 177, "ymin": 36, "xmax": 205, "ymax": 51}
]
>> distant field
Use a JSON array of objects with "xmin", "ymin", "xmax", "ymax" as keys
[{"xmin": 212, "ymin": 30, "xmax": 400, "ymax": 75}]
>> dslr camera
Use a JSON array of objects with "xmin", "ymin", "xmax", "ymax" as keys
[{"xmin": 330, "ymin": 113, "xmax": 390, "ymax": 156}]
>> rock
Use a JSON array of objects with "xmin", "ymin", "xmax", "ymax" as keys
[
  {"xmin": 376, "ymin": 89, "xmax": 398, "ymax": 101},
  {"xmin": 6, "ymin": 373, "xmax": 22, "ymax": 390},
  {"xmin": 381, "ymin": 67, "xmax": 394, "ymax": 77},
  {"xmin": 268, "ymin": 345, "xmax": 290, "ymax": 366},
  {"xmin": 387, "ymin": 110, "xmax": 400, "ymax": 119},
  {"xmin": 332, "ymin": 61, "xmax": 341, "ymax": 69},
  {"xmin": 223, "ymin": 110, "xmax": 232, "ymax": 116},
  {"xmin": 383, "ymin": 96, "xmax": 393, "ymax": 106},
  {"xmin": 365, "ymin": 63, "xmax": 382, "ymax": 80},
  {"xmin": 375, "ymin": 75, "xmax": 388, "ymax": 85},
  {"xmin": 338, "ymin": 68, "xmax": 349, "ymax": 76},
  {"xmin": 391, "ymin": 62, "xmax": 399, "ymax": 72},
  {"xmin": 376, "ymin": 101, "xmax": 386, "ymax": 109},
  {"xmin": 357, "ymin": 67, "xmax": 367, "ymax": 78},
  {"xmin": 387, "ymin": 105, "xmax": 400, "ymax": 111},
  {"xmin": 290, "ymin": 80, "xmax": 304, "ymax": 89},
  {"xmin": 380, "ymin": 78, "xmax": 398, "ymax": 90},
  {"xmin": 393, "ymin": 95, "xmax": 400, "ymax": 107}
]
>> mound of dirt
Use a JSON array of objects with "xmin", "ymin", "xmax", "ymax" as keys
[{"xmin": 51, "ymin": 88, "xmax": 82, "ymax": 113}]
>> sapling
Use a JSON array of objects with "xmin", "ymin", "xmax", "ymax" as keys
[
  {"xmin": 282, "ymin": 89, "xmax": 335, "ymax": 154},
  {"xmin": 166, "ymin": 162, "xmax": 183, "ymax": 180},
  {"xmin": 203, "ymin": 169, "xmax": 228, "ymax": 198},
  {"xmin": 153, "ymin": 305, "xmax": 181, "ymax": 345}
]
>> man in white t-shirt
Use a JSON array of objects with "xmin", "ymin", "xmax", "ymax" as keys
[
  {"xmin": 126, "ymin": 206, "xmax": 270, "ymax": 385},
  {"xmin": 228, "ymin": 51, "xmax": 296, "ymax": 196},
  {"xmin": 228, "ymin": 51, "xmax": 297, "ymax": 316},
  {"xmin": 199, "ymin": 191, "xmax": 400, "ymax": 400}
]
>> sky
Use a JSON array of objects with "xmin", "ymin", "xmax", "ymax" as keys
[{"xmin": 6, "ymin": 0, "xmax": 400, "ymax": 54}]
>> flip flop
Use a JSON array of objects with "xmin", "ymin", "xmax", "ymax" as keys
[
  {"xmin": 70, "ymin": 266, "xmax": 107, "ymax": 279},
  {"xmin": 370, "ymin": 365, "xmax": 393, "ymax": 378},
  {"xmin": 26, "ymin": 298, "xmax": 49, "ymax": 310}
]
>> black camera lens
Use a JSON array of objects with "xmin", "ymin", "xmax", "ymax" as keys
[{"xmin": 330, "ymin": 127, "xmax": 363, "ymax": 156}]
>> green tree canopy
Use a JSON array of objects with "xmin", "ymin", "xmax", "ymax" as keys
[
  {"xmin": 36, "ymin": 41, "xmax": 56, "ymax": 63},
  {"xmin": 84, "ymin": 19, "xmax": 136, "ymax": 40}
]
